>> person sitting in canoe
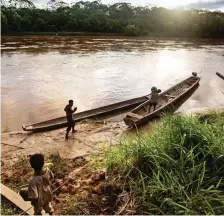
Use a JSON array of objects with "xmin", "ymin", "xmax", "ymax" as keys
[
  {"xmin": 148, "ymin": 86, "xmax": 161, "ymax": 111},
  {"xmin": 64, "ymin": 100, "xmax": 77, "ymax": 140}
]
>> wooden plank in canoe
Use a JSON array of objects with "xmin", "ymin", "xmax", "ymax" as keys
[
  {"xmin": 172, "ymin": 89, "xmax": 183, "ymax": 97},
  {"xmin": 126, "ymin": 112, "xmax": 143, "ymax": 119},
  {"xmin": 164, "ymin": 94, "xmax": 176, "ymax": 99},
  {"xmin": 1, "ymin": 183, "xmax": 34, "ymax": 215}
]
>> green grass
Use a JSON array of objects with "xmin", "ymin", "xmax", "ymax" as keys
[
  {"xmin": 48, "ymin": 152, "xmax": 70, "ymax": 177},
  {"xmin": 48, "ymin": 152, "xmax": 63, "ymax": 172},
  {"xmin": 0, "ymin": 196, "xmax": 23, "ymax": 215},
  {"xmin": 0, "ymin": 202, "xmax": 22, "ymax": 215},
  {"xmin": 63, "ymin": 193, "xmax": 89, "ymax": 215},
  {"xmin": 104, "ymin": 111, "xmax": 224, "ymax": 214},
  {"xmin": 2, "ymin": 156, "xmax": 31, "ymax": 191}
]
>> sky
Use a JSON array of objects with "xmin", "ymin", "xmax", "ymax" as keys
[
  {"xmin": 101, "ymin": 0, "xmax": 224, "ymax": 10},
  {"xmin": 34, "ymin": 0, "xmax": 224, "ymax": 11}
]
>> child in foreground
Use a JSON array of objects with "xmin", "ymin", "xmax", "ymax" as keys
[{"xmin": 28, "ymin": 154, "xmax": 54, "ymax": 215}]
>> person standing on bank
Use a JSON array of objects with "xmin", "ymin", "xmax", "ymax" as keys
[{"xmin": 64, "ymin": 100, "xmax": 77, "ymax": 139}]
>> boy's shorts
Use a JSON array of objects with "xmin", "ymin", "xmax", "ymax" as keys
[
  {"xmin": 19, "ymin": 188, "xmax": 29, "ymax": 201},
  {"xmin": 67, "ymin": 119, "xmax": 75, "ymax": 127},
  {"xmin": 19, "ymin": 189, "xmax": 54, "ymax": 215}
]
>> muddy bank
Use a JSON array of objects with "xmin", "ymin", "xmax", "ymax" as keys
[
  {"xmin": 1, "ymin": 106, "xmax": 223, "ymax": 214},
  {"xmin": 1, "ymin": 119, "xmax": 127, "ymax": 165},
  {"xmin": 1, "ymin": 116, "xmax": 130, "ymax": 214},
  {"xmin": 2, "ymin": 106, "xmax": 223, "ymax": 164},
  {"xmin": 1, "ymin": 118, "xmax": 128, "ymax": 214},
  {"xmin": 1, "ymin": 153, "xmax": 123, "ymax": 215}
]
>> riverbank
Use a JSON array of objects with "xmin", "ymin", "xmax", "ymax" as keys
[
  {"xmin": 3, "ymin": 32, "xmax": 224, "ymax": 38},
  {"xmin": 101, "ymin": 110, "xmax": 224, "ymax": 214},
  {"xmin": 2, "ymin": 32, "xmax": 126, "ymax": 36},
  {"xmin": 1, "ymin": 119, "xmax": 127, "ymax": 165},
  {"xmin": 1, "ymin": 107, "xmax": 224, "ymax": 214}
]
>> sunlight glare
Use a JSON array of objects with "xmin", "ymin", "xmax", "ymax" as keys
[{"xmin": 156, "ymin": 0, "xmax": 193, "ymax": 7}]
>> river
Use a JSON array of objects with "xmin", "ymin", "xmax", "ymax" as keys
[{"xmin": 1, "ymin": 36, "xmax": 224, "ymax": 131}]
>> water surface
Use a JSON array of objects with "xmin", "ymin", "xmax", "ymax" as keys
[{"xmin": 1, "ymin": 36, "xmax": 224, "ymax": 131}]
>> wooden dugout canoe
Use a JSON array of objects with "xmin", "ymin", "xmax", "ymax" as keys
[
  {"xmin": 124, "ymin": 74, "xmax": 201, "ymax": 127},
  {"xmin": 22, "ymin": 94, "xmax": 151, "ymax": 132}
]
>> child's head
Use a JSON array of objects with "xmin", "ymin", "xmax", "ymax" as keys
[
  {"xmin": 69, "ymin": 100, "xmax": 74, "ymax": 106},
  {"xmin": 30, "ymin": 154, "xmax": 44, "ymax": 171},
  {"xmin": 151, "ymin": 86, "xmax": 157, "ymax": 92}
]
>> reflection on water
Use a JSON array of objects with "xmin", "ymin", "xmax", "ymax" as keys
[{"xmin": 1, "ymin": 36, "xmax": 224, "ymax": 131}]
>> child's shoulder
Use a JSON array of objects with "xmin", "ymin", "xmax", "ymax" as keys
[
  {"xmin": 29, "ymin": 175, "xmax": 40, "ymax": 186},
  {"xmin": 45, "ymin": 167, "xmax": 53, "ymax": 174},
  {"xmin": 45, "ymin": 168, "xmax": 54, "ymax": 179}
]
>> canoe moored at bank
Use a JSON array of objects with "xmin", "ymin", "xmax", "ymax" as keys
[
  {"xmin": 124, "ymin": 73, "xmax": 201, "ymax": 127},
  {"xmin": 22, "ymin": 94, "xmax": 151, "ymax": 132}
]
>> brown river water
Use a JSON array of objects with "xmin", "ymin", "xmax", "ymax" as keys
[{"xmin": 1, "ymin": 36, "xmax": 224, "ymax": 131}]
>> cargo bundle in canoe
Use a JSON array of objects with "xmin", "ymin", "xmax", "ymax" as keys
[
  {"xmin": 22, "ymin": 94, "xmax": 151, "ymax": 132},
  {"xmin": 124, "ymin": 73, "xmax": 200, "ymax": 127}
]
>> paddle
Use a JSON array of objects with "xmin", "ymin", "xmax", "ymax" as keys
[{"xmin": 216, "ymin": 72, "xmax": 224, "ymax": 80}]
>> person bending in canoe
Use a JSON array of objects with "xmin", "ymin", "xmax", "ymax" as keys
[
  {"xmin": 64, "ymin": 99, "xmax": 77, "ymax": 140},
  {"xmin": 148, "ymin": 86, "xmax": 161, "ymax": 112}
]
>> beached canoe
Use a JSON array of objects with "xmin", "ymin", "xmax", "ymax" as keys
[
  {"xmin": 216, "ymin": 72, "xmax": 224, "ymax": 80},
  {"xmin": 124, "ymin": 73, "xmax": 200, "ymax": 127},
  {"xmin": 22, "ymin": 94, "xmax": 151, "ymax": 132}
]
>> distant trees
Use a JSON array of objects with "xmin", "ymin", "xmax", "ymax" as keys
[
  {"xmin": 1, "ymin": 0, "xmax": 224, "ymax": 37},
  {"xmin": 125, "ymin": 24, "xmax": 139, "ymax": 36}
]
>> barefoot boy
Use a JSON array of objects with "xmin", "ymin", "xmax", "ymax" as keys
[
  {"xmin": 28, "ymin": 154, "xmax": 54, "ymax": 215},
  {"xmin": 64, "ymin": 99, "xmax": 77, "ymax": 139}
]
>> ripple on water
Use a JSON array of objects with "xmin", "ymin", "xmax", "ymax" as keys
[{"xmin": 1, "ymin": 36, "xmax": 224, "ymax": 131}]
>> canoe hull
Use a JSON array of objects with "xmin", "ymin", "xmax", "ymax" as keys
[
  {"xmin": 124, "ymin": 76, "xmax": 200, "ymax": 127},
  {"xmin": 22, "ymin": 95, "xmax": 150, "ymax": 132}
]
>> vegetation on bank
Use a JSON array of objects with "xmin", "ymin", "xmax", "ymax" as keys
[
  {"xmin": 1, "ymin": 1, "xmax": 224, "ymax": 37},
  {"xmin": 0, "ymin": 196, "xmax": 23, "ymax": 215},
  {"xmin": 1, "ymin": 111, "xmax": 224, "ymax": 214},
  {"xmin": 101, "ymin": 112, "xmax": 224, "ymax": 214}
]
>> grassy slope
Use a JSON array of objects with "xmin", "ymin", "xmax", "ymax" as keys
[
  {"xmin": 1, "ymin": 111, "xmax": 223, "ymax": 215},
  {"xmin": 0, "ymin": 196, "xmax": 23, "ymax": 215},
  {"xmin": 104, "ymin": 111, "xmax": 224, "ymax": 214}
]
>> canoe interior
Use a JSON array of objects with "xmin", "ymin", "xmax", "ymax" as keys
[
  {"xmin": 124, "ymin": 76, "xmax": 200, "ymax": 126},
  {"xmin": 23, "ymin": 95, "xmax": 149, "ymax": 131}
]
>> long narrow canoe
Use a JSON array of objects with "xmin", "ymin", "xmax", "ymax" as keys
[
  {"xmin": 216, "ymin": 72, "xmax": 224, "ymax": 80},
  {"xmin": 124, "ymin": 74, "xmax": 200, "ymax": 127},
  {"xmin": 22, "ymin": 94, "xmax": 151, "ymax": 132}
]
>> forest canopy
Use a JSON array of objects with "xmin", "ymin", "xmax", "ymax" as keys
[{"xmin": 1, "ymin": 0, "xmax": 224, "ymax": 37}]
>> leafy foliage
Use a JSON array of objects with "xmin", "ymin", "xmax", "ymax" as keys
[
  {"xmin": 125, "ymin": 24, "xmax": 139, "ymax": 36},
  {"xmin": 1, "ymin": 1, "xmax": 224, "ymax": 37},
  {"xmin": 1, "ymin": 198, "xmax": 23, "ymax": 215}
]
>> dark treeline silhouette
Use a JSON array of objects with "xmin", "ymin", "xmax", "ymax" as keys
[{"xmin": 1, "ymin": 0, "xmax": 224, "ymax": 37}]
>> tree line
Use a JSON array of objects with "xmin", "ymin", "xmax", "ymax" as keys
[{"xmin": 1, "ymin": 0, "xmax": 224, "ymax": 37}]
